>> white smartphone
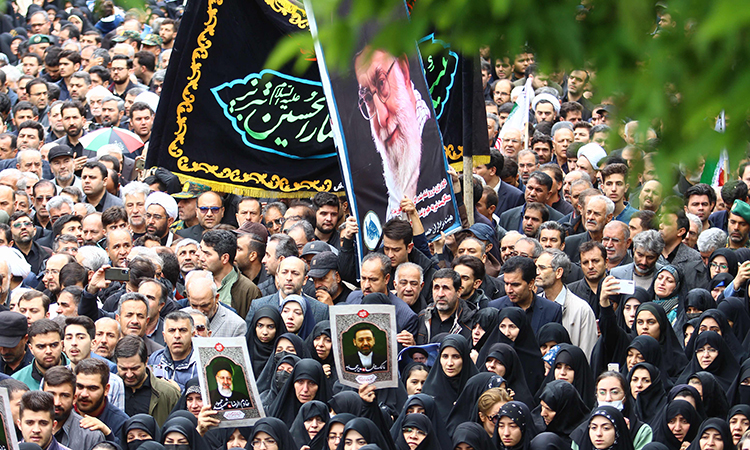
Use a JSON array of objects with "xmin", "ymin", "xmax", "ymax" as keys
[{"xmin": 617, "ymin": 280, "xmax": 635, "ymax": 295}]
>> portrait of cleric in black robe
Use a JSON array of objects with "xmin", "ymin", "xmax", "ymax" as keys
[
  {"xmin": 343, "ymin": 323, "xmax": 388, "ymax": 373},
  {"xmin": 207, "ymin": 356, "xmax": 253, "ymax": 411}
]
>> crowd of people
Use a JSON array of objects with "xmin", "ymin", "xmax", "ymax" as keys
[{"xmin": 0, "ymin": 3, "xmax": 747, "ymax": 450}]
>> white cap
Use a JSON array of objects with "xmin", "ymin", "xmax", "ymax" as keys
[{"xmin": 145, "ymin": 191, "xmax": 178, "ymax": 219}]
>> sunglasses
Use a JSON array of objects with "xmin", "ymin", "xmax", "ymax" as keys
[
  {"xmin": 195, "ymin": 324, "xmax": 206, "ymax": 332},
  {"xmin": 198, "ymin": 206, "xmax": 222, "ymax": 214}
]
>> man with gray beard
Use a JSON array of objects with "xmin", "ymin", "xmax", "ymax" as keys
[{"xmin": 355, "ymin": 48, "xmax": 428, "ymax": 219}]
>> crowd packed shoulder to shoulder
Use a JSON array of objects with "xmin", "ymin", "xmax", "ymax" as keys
[{"xmin": 0, "ymin": 6, "xmax": 748, "ymax": 450}]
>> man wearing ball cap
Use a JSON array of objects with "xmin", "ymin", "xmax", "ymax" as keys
[{"xmin": 145, "ymin": 191, "xmax": 178, "ymax": 246}]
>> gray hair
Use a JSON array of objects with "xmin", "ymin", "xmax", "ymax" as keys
[
  {"xmin": 632, "ymin": 230, "xmax": 665, "ymax": 255},
  {"xmin": 16, "ymin": 149, "xmax": 41, "ymax": 167},
  {"xmin": 98, "ymin": 144, "xmax": 123, "ymax": 156},
  {"xmin": 91, "ymin": 48, "xmax": 111, "ymax": 67},
  {"xmin": 183, "ymin": 308, "xmax": 211, "ymax": 331},
  {"xmin": 16, "ymin": 172, "xmax": 39, "ymax": 191},
  {"xmin": 77, "ymin": 245, "xmax": 109, "ymax": 272},
  {"xmin": 75, "ymin": 203, "xmax": 96, "ymax": 215},
  {"xmin": 153, "ymin": 69, "xmax": 167, "ymax": 83},
  {"xmin": 0, "ymin": 169, "xmax": 22, "ymax": 185},
  {"xmin": 174, "ymin": 238, "xmax": 200, "ymax": 253},
  {"xmin": 71, "ymin": 72, "xmax": 91, "ymax": 85},
  {"xmin": 287, "ymin": 220, "xmax": 315, "ymax": 241},
  {"xmin": 117, "ymin": 292, "xmax": 149, "ymax": 317},
  {"xmin": 47, "ymin": 195, "xmax": 75, "ymax": 212},
  {"xmin": 588, "ymin": 195, "xmax": 615, "ymax": 216},
  {"xmin": 53, "ymin": 234, "xmax": 78, "ymax": 252},
  {"xmin": 164, "ymin": 310, "xmax": 194, "ymax": 329},
  {"xmin": 551, "ymin": 121, "xmax": 574, "ymax": 137},
  {"xmin": 101, "ymin": 95, "xmax": 125, "ymax": 112},
  {"xmin": 95, "ymin": 317, "xmax": 121, "ymax": 334},
  {"xmin": 518, "ymin": 149, "xmax": 539, "ymax": 163},
  {"xmin": 516, "ymin": 237, "xmax": 543, "ymax": 259},
  {"xmin": 120, "ymin": 181, "xmax": 150, "ymax": 201},
  {"xmin": 362, "ymin": 252, "xmax": 392, "ymax": 277},
  {"xmin": 263, "ymin": 201, "xmax": 287, "ymax": 216},
  {"xmin": 685, "ymin": 213, "xmax": 703, "ymax": 235},
  {"xmin": 394, "ymin": 262, "xmax": 424, "ymax": 284},
  {"xmin": 697, "ymin": 228, "xmax": 727, "ymax": 253},
  {"xmin": 129, "ymin": 247, "xmax": 163, "ymax": 270},
  {"xmin": 185, "ymin": 270, "xmax": 218, "ymax": 298},
  {"xmin": 570, "ymin": 178, "xmax": 593, "ymax": 190},
  {"xmin": 604, "ymin": 220, "xmax": 631, "ymax": 241},
  {"xmin": 487, "ymin": 113, "xmax": 500, "ymax": 134},
  {"xmin": 541, "ymin": 248, "xmax": 571, "ymax": 280}
]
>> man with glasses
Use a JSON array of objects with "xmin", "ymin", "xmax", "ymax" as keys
[
  {"xmin": 176, "ymin": 191, "xmax": 224, "ymax": 242},
  {"xmin": 11, "ymin": 211, "xmax": 52, "ymax": 274},
  {"xmin": 354, "ymin": 48, "xmax": 428, "ymax": 218},
  {"xmin": 144, "ymin": 191, "xmax": 177, "ymax": 246},
  {"xmin": 27, "ymin": 11, "xmax": 51, "ymax": 36}
]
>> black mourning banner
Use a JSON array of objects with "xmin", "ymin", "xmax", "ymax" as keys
[
  {"xmin": 418, "ymin": 36, "xmax": 491, "ymax": 171},
  {"xmin": 146, "ymin": 0, "xmax": 343, "ymax": 197}
]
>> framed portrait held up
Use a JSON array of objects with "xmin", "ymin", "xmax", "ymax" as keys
[
  {"xmin": 195, "ymin": 337, "xmax": 265, "ymax": 428},
  {"xmin": 330, "ymin": 304, "xmax": 398, "ymax": 388}
]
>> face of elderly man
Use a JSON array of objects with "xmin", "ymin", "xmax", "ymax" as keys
[{"xmin": 355, "ymin": 48, "xmax": 422, "ymax": 202}]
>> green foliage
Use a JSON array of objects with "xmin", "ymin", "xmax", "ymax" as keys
[{"xmin": 270, "ymin": 0, "xmax": 750, "ymax": 181}]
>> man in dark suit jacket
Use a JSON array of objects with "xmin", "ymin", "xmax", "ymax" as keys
[
  {"xmin": 343, "ymin": 325, "xmax": 388, "ymax": 373},
  {"xmin": 488, "ymin": 255, "xmax": 562, "ymax": 333},
  {"xmin": 498, "ymin": 171, "xmax": 565, "ymax": 232}
]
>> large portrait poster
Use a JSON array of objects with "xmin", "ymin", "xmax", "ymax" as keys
[
  {"xmin": 0, "ymin": 388, "xmax": 18, "ymax": 450},
  {"xmin": 330, "ymin": 305, "xmax": 398, "ymax": 388},
  {"xmin": 195, "ymin": 337, "xmax": 265, "ymax": 428},
  {"xmin": 306, "ymin": 0, "xmax": 461, "ymax": 258}
]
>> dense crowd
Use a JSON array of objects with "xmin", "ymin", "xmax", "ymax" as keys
[{"xmin": 0, "ymin": 3, "xmax": 746, "ymax": 450}]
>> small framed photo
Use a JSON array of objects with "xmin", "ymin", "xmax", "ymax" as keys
[
  {"xmin": 330, "ymin": 304, "xmax": 398, "ymax": 388},
  {"xmin": 0, "ymin": 387, "xmax": 18, "ymax": 450},
  {"xmin": 195, "ymin": 337, "xmax": 265, "ymax": 428}
]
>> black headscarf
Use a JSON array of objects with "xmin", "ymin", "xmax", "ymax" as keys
[
  {"xmin": 493, "ymin": 401, "xmax": 539, "ymax": 450},
  {"xmin": 577, "ymin": 406, "xmax": 635, "ymax": 450},
  {"xmin": 476, "ymin": 307, "xmax": 545, "ymax": 394},
  {"xmin": 306, "ymin": 320, "xmax": 334, "ymax": 366},
  {"xmin": 685, "ymin": 418, "xmax": 733, "ymax": 450},
  {"xmin": 615, "ymin": 288, "xmax": 651, "ymax": 333},
  {"xmin": 138, "ymin": 443, "xmax": 164, "ymax": 450},
  {"xmin": 247, "ymin": 306, "xmax": 286, "ymax": 378},
  {"xmin": 667, "ymin": 384, "xmax": 707, "ymax": 421},
  {"xmin": 400, "ymin": 362, "xmax": 430, "ymax": 395},
  {"xmin": 336, "ymin": 417, "xmax": 396, "ymax": 450},
  {"xmin": 709, "ymin": 273, "xmax": 733, "ymax": 296},
  {"xmin": 535, "ymin": 344, "xmax": 596, "ymax": 409},
  {"xmin": 536, "ymin": 323, "xmax": 572, "ymax": 348},
  {"xmin": 726, "ymin": 357, "xmax": 750, "ymax": 406},
  {"xmin": 688, "ymin": 372, "xmax": 729, "ymax": 419},
  {"xmin": 256, "ymin": 332, "xmax": 310, "ymax": 394},
  {"xmin": 451, "ymin": 422, "xmax": 493, "ymax": 450},
  {"xmin": 684, "ymin": 309, "xmax": 747, "ymax": 364},
  {"xmin": 445, "ymin": 372, "xmax": 506, "ymax": 437},
  {"xmin": 677, "ymin": 330, "xmax": 739, "ymax": 391},
  {"xmin": 641, "ymin": 444, "xmax": 670, "ymax": 450},
  {"xmin": 727, "ymin": 405, "xmax": 750, "ymax": 445},
  {"xmin": 634, "ymin": 303, "xmax": 688, "ymax": 380},
  {"xmin": 533, "ymin": 380, "xmax": 590, "ymax": 442},
  {"xmin": 480, "ymin": 343, "xmax": 534, "ymax": 407},
  {"xmin": 471, "ymin": 307, "xmax": 500, "ymax": 352},
  {"xmin": 652, "ymin": 399, "xmax": 702, "ymax": 450},
  {"xmin": 685, "ymin": 289, "xmax": 716, "ymax": 320},
  {"xmin": 422, "ymin": 334, "xmax": 479, "ymax": 418},
  {"xmin": 161, "ymin": 416, "xmax": 206, "ymax": 449},
  {"xmin": 709, "ymin": 248, "xmax": 739, "ymax": 277},
  {"xmin": 329, "ymin": 391, "xmax": 363, "ymax": 416},
  {"xmin": 246, "ymin": 417, "xmax": 297, "ymax": 450},
  {"xmin": 289, "ymin": 400, "xmax": 330, "ymax": 449},
  {"xmin": 530, "ymin": 432, "xmax": 568, "ymax": 450},
  {"xmin": 122, "ymin": 414, "xmax": 162, "ymax": 450},
  {"xmin": 389, "ymin": 394, "xmax": 451, "ymax": 450},
  {"xmin": 259, "ymin": 353, "xmax": 301, "ymax": 409},
  {"xmin": 394, "ymin": 413, "xmax": 439, "ymax": 450},
  {"xmin": 170, "ymin": 377, "xmax": 202, "ymax": 416},
  {"xmin": 628, "ymin": 362, "xmax": 667, "ymax": 427},
  {"xmin": 268, "ymin": 358, "xmax": 333, "ymax": 423},
  {"xmin": 717, "ymin": 297, "xmax": 750, "ymax": 340},
  {"xmin": 622, "ymin": 335, "xmax": 662, "ymax": 377},
  {"xmin": 312, "ymin": 413, "xmax": 356, "ymax": 450},
  {"xmin": 213, "ymin": 427, "xmax": 252, "ymax": 450}
]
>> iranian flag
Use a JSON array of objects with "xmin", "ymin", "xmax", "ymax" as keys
[
  {"xmin": 495, "ymin": 76, "xmax": 534, "ymax": 149},
  {"xmin": 701, "ymin": 111, "xmax": 729, "ymax": 187}
]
